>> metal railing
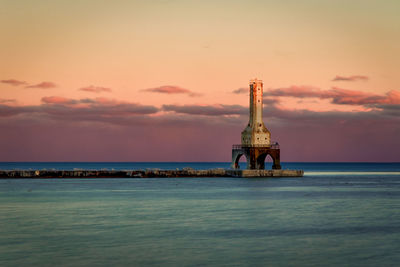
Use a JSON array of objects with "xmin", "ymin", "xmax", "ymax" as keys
[{"xmin": 232, "ymin": 142, "xmax": 280, "ymax": 150}]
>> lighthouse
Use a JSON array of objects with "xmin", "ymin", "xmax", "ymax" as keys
[
  {"xmin": 241, "ymin": 78, "xmax": 271, "ymax": 146},
  {"xmin": 231, "ymin": 79, "xmax": 281, "ymax": 170}
]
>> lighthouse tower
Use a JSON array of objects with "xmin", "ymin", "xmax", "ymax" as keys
[
  {"xmin": 231, "ymin": 78, "xmax": 281, "ymax": 170},
  {"xmin": 241, "ymin": 79, "xmax": 271, "ymax": 146}
]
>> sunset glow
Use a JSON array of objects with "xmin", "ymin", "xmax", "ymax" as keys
[{"xmin": 1, "ymin": 0, "xmax": 399, "ymax": 161}]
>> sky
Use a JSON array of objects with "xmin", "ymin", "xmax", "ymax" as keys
[{"xmin": 0, "ymin": 0, "xmax": 399, "ymax": 162}]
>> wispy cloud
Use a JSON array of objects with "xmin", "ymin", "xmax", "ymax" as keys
[
  {"xmin": 0, "ymin": 96, "xmax": 159, "ymax": 121},
  {"xmin": 266, "ymin": 85, "xmax": 324, "ymax": 98},
  {"xmin": 1, "ymin": 79, "xmax": 27, "ymax": 86},
  {"xmin": 332, "ymin": 75, "xmax": 369, "ymax": 82},
  {"xmin": 79, "ymin": 85, "xmax": 112, "ymax": 93},
  {"xmin": 26, "ymin": 82, "xmax": 57, "ymax": 89},
  {"xmin": 232, "ymin": 88, "xmax": 248, "ymax": 94},
  {"xmin": 163, "ymin": 104, "xmax": 247, "ymax": 116},
  {"xmin": 39, "ymin": 97, "xmax": 159, "ymax": 118},
  {"xmin": 142, "ymin": 85, "xmax": 202, "ymax": 97},
  {"xmin": 263, "ymin": 97, "xmax": 281, "ymax": 105},
  {"xmin": 0, "ymin": 99, "xmax": 16, "ymax": 104}
]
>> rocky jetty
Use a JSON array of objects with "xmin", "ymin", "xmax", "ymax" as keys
[{"xmin": 0, "ymin": 168, "xmax": 303, "ymax": 178}]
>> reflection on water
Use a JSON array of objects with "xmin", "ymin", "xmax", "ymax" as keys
[{"xmin": 0, "ymin": 163, "xmax": 400, "ymax": 266}]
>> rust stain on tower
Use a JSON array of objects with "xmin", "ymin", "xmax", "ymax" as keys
[{"xmin": 232, "ymin": 79, "xmax": 281, "ymax": 170}]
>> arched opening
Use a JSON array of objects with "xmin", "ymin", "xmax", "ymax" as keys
[
  {"xmin": 256, "ymin": 153, "xmax": 274, "ymax": 170},
  {"xmin": 264, "ymin": 154, "xmax": 274, "ymax": 169},
  {"xmin": 232, "ymin": 152, "xmax": 247, "ymax": 169}
]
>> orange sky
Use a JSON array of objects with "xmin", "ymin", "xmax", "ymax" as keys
[{"xmin": 1, "ymin": 0, "xmax": 399, "ymax": 161}]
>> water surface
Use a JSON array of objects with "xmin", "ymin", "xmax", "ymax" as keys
[{"xmin": 0, "ymin": 163, "xmax": 399, "ymax": 266}]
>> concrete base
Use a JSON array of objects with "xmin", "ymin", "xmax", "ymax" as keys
[
  {"xmin": 232, "ymin": 145, "xmax": 281, "ymax": 170},
  {"xmin": 226, "ymin": 169, "xmax": 303, "ymax": 177},
  {"xmin": 0, "ymin": 169, "xmax": 303, "ymax": 178}
]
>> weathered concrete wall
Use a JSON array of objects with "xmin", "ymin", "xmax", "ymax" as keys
[
  {"xmin": 241, "ymin": 78, "xmax": 271, "ymax": 146},
  {"xmin": 226, "ymin": 169, "xmax": 303, "ymax": 177},
  {"xmin": 0, "ymin": 168, "xmax": 303, "ymax": 178}
]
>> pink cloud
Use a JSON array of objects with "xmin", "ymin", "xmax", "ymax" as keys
[
  {"xmin": 1, "ymin": 89, "xmax": 399, "ymax": 162},
  {"xmin": 142, "ymin": 85, "xmax": 202, "ymax": 97},
  {"xmin": 332, "ymin": 75, "xmax": 369, "ymax": 82},
  {"xmin": 387, "ymin": 90, "xmax": 400, "ymax": 103},
  {"xmin": 0, "ymin": 100, "xmax": 399, "ymax": 161},
  {"xmin": 329, "ymin": 87, "xmax": 400, "ymax": 105},
  {"xmin": 42, "ymin": 96, "xmax": 77, "ymax": 105},
  {"xmin": 79, "ymin": 85, "xmax": 112, "ymax": 93},
  {"xmin": 266, "ymin": 86, "xmax": 400, "ymax": 106},
  {"xmin": 1, "ymin": 79, "xmax": 27, "ymax": 86},
  {"xmin": 26, "ymin": 81, "xmax": 57, "ymax": 89}
]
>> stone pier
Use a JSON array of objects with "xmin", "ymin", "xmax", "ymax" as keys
[{"xmin": 0, "ymin": 169, "xmax": 303, "ymax": 178}]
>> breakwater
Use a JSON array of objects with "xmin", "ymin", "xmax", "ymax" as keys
[{"xmin": 0, "ymin": 168, "xmax": 303, "ymax": 178}]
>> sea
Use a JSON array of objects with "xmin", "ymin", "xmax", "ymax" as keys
[{"xmin": 0, "ymin": 162, "xmax": 399, "ymax": 267}]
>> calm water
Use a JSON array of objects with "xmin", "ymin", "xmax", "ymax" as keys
[{"xmin": 0, "ymin": 162, "xmax": 399, "ymax": 266}]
